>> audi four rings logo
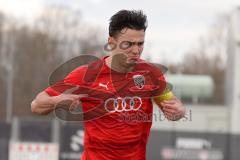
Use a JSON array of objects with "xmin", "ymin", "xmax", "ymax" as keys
[{"xmin": 104, "ymin": 96, "xmax": 142, "ymax": 113}]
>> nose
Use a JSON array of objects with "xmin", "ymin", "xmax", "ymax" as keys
[{"xmin": 131, "ymin": 44, "xmax": 141, "ymax": 56}]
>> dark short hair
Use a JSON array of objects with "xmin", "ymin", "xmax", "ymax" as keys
[{"xmin": 109, "ymin": 10, "xmax": 148, "ymax": 37}]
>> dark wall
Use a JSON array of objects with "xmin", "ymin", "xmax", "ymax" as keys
[
  {"xmin": 0, "ymin": 122, "xmax": 10, "ymax": 160},
  {"xmin": 147, "ymin": 130, "xmax": 240, "ymax": 160}
]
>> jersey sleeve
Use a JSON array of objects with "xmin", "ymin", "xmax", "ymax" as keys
[{"xmin": 44, "ymin": 66, "xmax": 87, "ymax": 96}]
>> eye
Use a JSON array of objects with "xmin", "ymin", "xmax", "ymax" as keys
[
  {"xmin": 137, "ymin": 42, "xmax": 144, "ymax": 46},
  {"xmin": 120, "ymin": 41, "xmax": 133, "ymax": 50}
]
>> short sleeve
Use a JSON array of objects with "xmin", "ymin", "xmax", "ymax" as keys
[{"xmin": 44, "ymin": 66, "xmax": 87, "ymax": 96}]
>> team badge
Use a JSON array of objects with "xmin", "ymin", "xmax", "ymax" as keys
[{"xmin": 133, "ymin": 75, "xmax": 145, "ymax": 89}]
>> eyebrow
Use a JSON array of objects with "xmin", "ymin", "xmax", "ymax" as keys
[{"xmin": 125, "ymin": 40, "xmax": 145, "ymax": 44}]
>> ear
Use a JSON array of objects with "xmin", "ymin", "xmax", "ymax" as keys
[
  {"xmin": 107, "ymin": 36, "xmax": 117, "ymax": 50},
  {"xmin": 108, "ymin": 36, "xmax": 115, "ymax": 44}
]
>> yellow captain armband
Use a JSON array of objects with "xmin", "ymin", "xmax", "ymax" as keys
[{"xmin": 153, "ymin": 90, "xmax": 174, "ymax": 105}]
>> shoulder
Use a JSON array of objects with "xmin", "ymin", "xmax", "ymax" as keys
[
  {"xmin": 66, "ymin": 57, "xmax": 104, "ymax": 83},
  {"xmin": 69, "ymin": 65, "xmax": 88, "ymax": 75}
]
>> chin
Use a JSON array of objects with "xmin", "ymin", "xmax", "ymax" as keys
[{"xmin": 124, "ymin": 61, "xmax": 137, "ymax": 67}]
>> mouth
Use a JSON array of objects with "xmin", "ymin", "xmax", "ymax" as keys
[{"xmin": 127, "ymin": 57, "xmax": 140, "ymax": 63}]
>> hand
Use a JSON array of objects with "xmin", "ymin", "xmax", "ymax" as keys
[
  {"xmin": 160, "ymin": 96, "xmax": 186, "ymax": 121},
  {"xmin": 53, "ymin": 86, "xmax": 88, "ymax": 111}
]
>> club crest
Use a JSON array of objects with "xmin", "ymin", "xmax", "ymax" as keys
[{"xmin": 133, "ymin": 75, "xmax": 145, "ymax": 89}]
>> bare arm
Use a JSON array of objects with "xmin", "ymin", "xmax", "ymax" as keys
[
  {"xmin": 31, "ymin": 91, "xmax": 57, "ymax": 115},
  {"xmin": 158, "ymin": 96, "xmax": 186, "ymax": 121},
  {"xmin": 31, "ymin": 86, "xmax": 85, "ymax": 115}
]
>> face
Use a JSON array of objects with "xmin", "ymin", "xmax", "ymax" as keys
[{"xmin": 108, "ymin": 28, "xmax": 145, "ymax": 67}]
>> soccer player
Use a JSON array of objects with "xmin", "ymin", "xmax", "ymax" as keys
[{"xmin": 31, "ymin": 10, "xmax": 186, "ymax": 160}]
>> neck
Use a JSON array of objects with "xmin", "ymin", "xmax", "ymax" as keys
[{"xmin": 105, "ymin": 56, "xmax": 134, "ymax": 73}]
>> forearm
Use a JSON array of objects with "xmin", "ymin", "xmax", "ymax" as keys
[
  {"xmin": 166, "ymin": 111, "xmax": 185, "ymax": 121},
  {"xmin": 155, "ymin": 96, "xmax": 186, "ymax": 121},
  {"xmin": 31, "ymin": 92, "xmax": 57, "ymax": 115}
]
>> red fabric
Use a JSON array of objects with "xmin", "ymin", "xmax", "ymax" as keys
[
  {"xmin": 45, "ymin": 65, "xmax": 88, "ymax": 96},
  {"xmin": 44, "ymin": 56, "xmax": 166, "ymax": 160}
]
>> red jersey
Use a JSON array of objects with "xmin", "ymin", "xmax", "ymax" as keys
[{"xmin": 45, "ymin": 56, "xmax": 166, "ymax": 160}]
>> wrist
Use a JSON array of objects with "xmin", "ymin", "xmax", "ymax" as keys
[{"xmin": 50, "ymin": 96, "xmax": 60, "ymax": 106}]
